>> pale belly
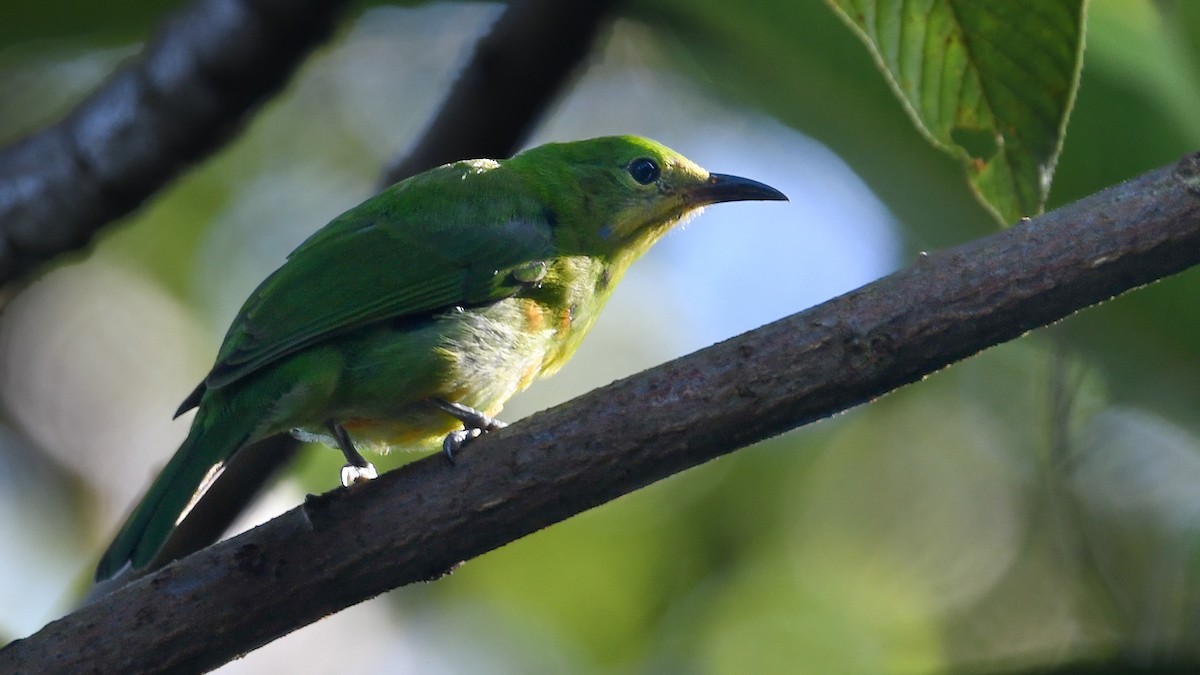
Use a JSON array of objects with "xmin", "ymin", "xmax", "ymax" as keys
[{"xmin": 287, "ymin": 298, "xmax": 567, "ymax": 453}]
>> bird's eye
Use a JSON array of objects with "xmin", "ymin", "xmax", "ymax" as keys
[{"xmin": 627, "ymin": 157, "xmax": 660, "ymax": 185}]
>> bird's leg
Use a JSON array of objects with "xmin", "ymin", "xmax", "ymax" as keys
[
  {"xmin": 432, "ymin": 399, "xmax": 508, "ymax": 463},
  {"xmin": 327, "ymin": 420, "xmax": 378, "ymax": 487}
]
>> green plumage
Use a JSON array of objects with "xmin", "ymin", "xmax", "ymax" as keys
[{"xmin": 96, "ymin": 136, "xmax": 786, "ymax": 582}]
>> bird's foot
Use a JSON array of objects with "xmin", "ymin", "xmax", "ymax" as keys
[
  {"xmin": 442, "ymin": 428, "xmax": 481, "ymax": 463},
  {"xmin": 434, "ymin": 399, "xmax": 508, "ymax": 463},
  {"xmin": 433, "ymin": 399, "xmax": 508, "ymax": 433},
  {"xmin": 339, "ymin": 462, "xmax": 378, "ymax": 488},
  {"xmin": 328, "ymin": 420, "xmax": 378, "ymax": 487}
]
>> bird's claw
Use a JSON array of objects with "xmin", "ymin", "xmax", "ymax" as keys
[
  {"xmin": 433, "ymin": 399, "xmax": 509, "ymax": 463},
  {"xmin": 442, "ymin": 428, "xmax": 482, "ymax": 463},
  {"xmin": 340, "ymin": 462, "xmax": 378, "ymax": 487}
]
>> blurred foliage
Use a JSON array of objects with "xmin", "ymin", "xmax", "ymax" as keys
[{"xmin": 2, "ymin": 1, "xmax": 1200, "ymax": 673}]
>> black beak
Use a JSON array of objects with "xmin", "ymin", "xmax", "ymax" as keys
[{"xmin": 693, "ymin": 173, "xmax": 788, "ymax": 205}]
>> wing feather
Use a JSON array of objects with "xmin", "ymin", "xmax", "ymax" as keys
[{"xmin": 195, "ymin": 161, "xmax": 555, "ymax": 395}]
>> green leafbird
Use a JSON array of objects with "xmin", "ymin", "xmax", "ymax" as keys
[{"xmin": 95, "ymin": 135, "xmax": 786, "ymax": 582}]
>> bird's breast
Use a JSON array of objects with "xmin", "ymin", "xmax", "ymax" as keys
[{"xmin": 436, "ymin": 297, "xmax": 572, "ymax": 412}]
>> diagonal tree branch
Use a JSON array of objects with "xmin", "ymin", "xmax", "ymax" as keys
[
  {"xmin": 0, "ymin": 0, "xmax": 353, "ymax": 286},
  {"xmin": 5, "ymin": 149, "xmax": 1200, "ymax": 673}
]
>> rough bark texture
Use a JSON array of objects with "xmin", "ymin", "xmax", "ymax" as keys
[
  {"xmin": 5, "ymin": 153, "xmax": 1200, "ymax": 675},
  {"xmin": 0, "ymin": 0, "xmax": 352, "ymax": 285}
]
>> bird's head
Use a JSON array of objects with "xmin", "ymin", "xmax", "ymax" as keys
[{"xmin": 508, "ymin": 136, "xmax": 787, "ymax": 260}]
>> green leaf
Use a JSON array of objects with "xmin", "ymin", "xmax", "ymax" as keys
[{"xmin": 827, "ymin": 0, "xmax": 1086, "ymax": 225}]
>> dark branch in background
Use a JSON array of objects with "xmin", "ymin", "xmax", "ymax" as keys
[
  {"xmin": 381, "ymin": 0, "xmax": 623, "ymax": 186},
  {"xmin": 156, "ymin": 0, "xmax": 624, "ymax": 576},
  {"xmin": 0, "ymin": 0, "xmax": 352, "ymax": 286},
  {"xmin": 6, "ymin": 152, "xmax": 1200, "ymax": 674}
]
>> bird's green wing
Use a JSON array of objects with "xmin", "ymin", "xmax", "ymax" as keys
[{"xmin": 197, "ymin": 162, "xmax": 555, "ymax": 397}]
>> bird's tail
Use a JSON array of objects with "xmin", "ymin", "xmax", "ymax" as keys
[{"xmin": 94, "ymin": 402, "xmax": 254, "ymax": 582}]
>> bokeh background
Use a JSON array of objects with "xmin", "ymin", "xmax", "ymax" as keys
[{"xmin": 3, "ymin": 1, "xmax": 1200, "ymax": 672}]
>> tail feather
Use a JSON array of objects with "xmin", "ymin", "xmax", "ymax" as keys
[{"xmin": 95, "ymin": 405, "xmax": 252, "ymax": 582}]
